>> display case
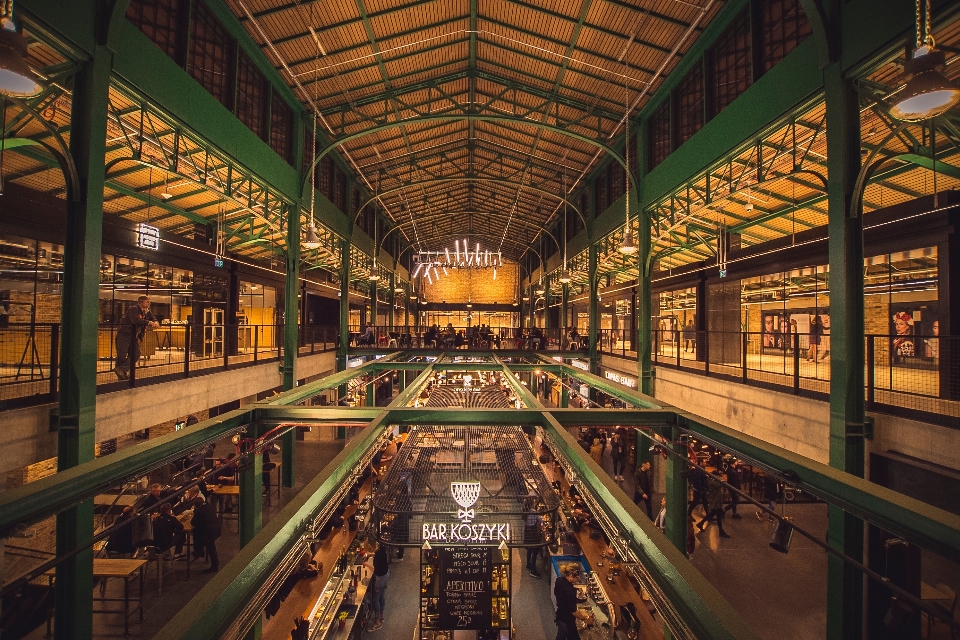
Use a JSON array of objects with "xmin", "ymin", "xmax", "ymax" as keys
[{"xmin": 306, "ymin": 543, "xmax": 371, "ymax": 640}]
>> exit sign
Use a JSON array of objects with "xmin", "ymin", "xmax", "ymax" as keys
[{"xmin": 214, "ymin": 258, "xmax": 224, "ymax": 268}]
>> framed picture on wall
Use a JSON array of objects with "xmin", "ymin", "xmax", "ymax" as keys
[{"xmin": 890, "ymin": 302, "xmax": 938, "ymax": 366}]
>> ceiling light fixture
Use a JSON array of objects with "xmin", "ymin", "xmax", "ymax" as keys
[
  {"xmin": 559, "ymin": 170, "xmax": 572, "ymax": 284},
  {"xmin": 891, "ymin": 1, "xmax": 960, "ymax": 121},
  {"xmin": 303, "ymin": 113, "xmax": 321, "ymax": 249},
  {"xmin": 0, "ymin": 8, "xmax": 41, "ymax": 97},
  {"xmin": 619, "ymin": 65, "xmax": 637, "ymax": 255}
]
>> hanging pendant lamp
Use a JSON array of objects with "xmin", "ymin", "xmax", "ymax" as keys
[
  {"xmin": 303, "ymin": 114, "xmax": 321, "ymax": 249},
  {"xmin": 891, "ymin": 1, "xmax": 960, "ymax": 121},
  {"xmin": 0, "ymin": 9, "xmax": 41, "ymax": 98}
]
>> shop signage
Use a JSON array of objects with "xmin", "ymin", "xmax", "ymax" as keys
[
  {"xmin": 435, "ymin": 546, "xmax": 493, "ymax": 629},
  {"xmin": 570, "ymin": 359, "xmax": 589, "ymax": 371},
  {"xmin": 605, "ymin": 370, "xmax": 637, "ymax": 388},
  {"xmin": 422, "ymin": 482, "xmax": 511, "ymax": 544},
  {"xmin": 137, "ymin": 224, "xmax": 160, "ymax": 250},
  {"xmin": 347, "ymin": 358, "xmax": 364, "ymax": 368}
]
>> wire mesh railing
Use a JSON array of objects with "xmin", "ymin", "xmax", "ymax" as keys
[
  {"xmin": 0, "ymin": 323, "xmax": 337, "ymax": 409},
  {"xmin": 632, "ymin": 329, "xmax": 958, "ymax": 421}
]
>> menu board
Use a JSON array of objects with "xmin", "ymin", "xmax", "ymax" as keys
[{"xmin": 437, "ymin": 546, "xmax": 493, "ymax": 630}]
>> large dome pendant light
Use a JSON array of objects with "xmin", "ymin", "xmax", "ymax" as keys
[
  {"xmin": 890, "ymin": 0, "xmax": 960, "ymax": 121},
  {"xmin": 619, "ymin": 80, "xmax": 637, "ymax": 255},
  {"xmin": 0, "ymin": 3, "xmax": 41, "ymax": 98},
  {"xmin": 303, "ymin": 116, "xmax": 321, "ymax": 249}
]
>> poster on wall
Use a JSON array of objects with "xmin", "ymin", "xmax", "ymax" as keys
[
  {"xmin": 890, "ymin": 302, "xmax": 939, "ymax": 366},
  {"xmin": 761, "ymin": 310, "xmax": 829, "ymax": 354}
]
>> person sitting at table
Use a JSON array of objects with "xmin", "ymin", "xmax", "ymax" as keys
[
  {"xmin": 105, "ymin": 506, "xmax": 136, "ymax": 557},
  {"xmin": 424, "ymin": 324, "xmax": 439, "ymax": 348},
  {"xmin": 529, "ymin": 325, "xmax": 544, "ymax": 350},
  {"xmin": 152, "ymin": 502, "xmax": 185, "ymax": 559}
]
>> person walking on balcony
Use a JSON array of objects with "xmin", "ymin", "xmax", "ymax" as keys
[
  {"xmin": 114, "ymin": 295, "xmax": 159, "ymax": 380},
  {"xmin": 633, "ymin": 461, "xmax": 653, "ymax": 519},
  {"xmin": 610, "ymin": 433, "xmax": 626, "ymax": 480},
  {"xmin": 682, "ymin": 319, "xmax": 696, "ymax": 353}
]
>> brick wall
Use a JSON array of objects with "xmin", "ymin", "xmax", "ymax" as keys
[{"xmin": 421, "ymin": 263, "xmax": 518, "ymax": 304}]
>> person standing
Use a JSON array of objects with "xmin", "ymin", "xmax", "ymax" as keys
[
  {"xmin": 682, "ymin": 319, "xmax": 696, "ymax": 353},
  {"xmin": 723, "ymin": 460, "xmax": 743, "ymax": 519},
  {"xmin": 366, "ymin": 542, "xmax": 390, "ymax": 632},
  {"xmin": 654, "ymin": 497, "xmax": 667, "ymax": 531},
  {"xmin": 610, "ymin": 433, "xmax": 626, "ymax": 481},
  {"xmin": 105, "ymin": 506, "xmax": 136, "ymax": 557},
  {"xmin": 633, "ymin": 461, "xmax": 653, "ymax": 519},
  {"xmin": 807, "ymin": 315, "xmax": 823, "ymax": 362},
  {"xmin": 191, "ymin": 495, "xmax": 221, "ymax": 573},
  {"xmin": 554, "ymin": 564, "xmax": 594, "ymax": 640},
  {"xmin": 152, "ymin": 502, "xmax": 185, "ymax": 558},
  {"xmin": 114, "ymin": 295, "xmax": 159, "ymax": 379},
  {"xmin": 697, "ymin": 472, "xmax": 731, "ymax": 538},
  {"xmin": 685, "ymin": 464, "xmax": 709, "ymax": 519},
  {"xmin": 589, "ymin": 439, "xmax": 603, "ymax": 466}
]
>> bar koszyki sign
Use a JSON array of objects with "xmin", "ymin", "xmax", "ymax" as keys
[{"xmin": 422, "ymin": 482, "xmax": 511, "ymax": 544}]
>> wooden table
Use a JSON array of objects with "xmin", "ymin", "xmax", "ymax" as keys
[
  {"xmin": 212, "ymin": 484, "xmax": 240, "ymax": 530},
  {"xmin": 93, "ymin": 558, "xmax": 146, "ymax": 635},
  {"xmin": 921, "ymin": 581, "xmax": 951, "ymax": 601}
]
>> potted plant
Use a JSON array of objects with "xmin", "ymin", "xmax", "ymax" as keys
[{"xmin": 337, "ymin": 611, "xmax": 349, "ymax": 629}]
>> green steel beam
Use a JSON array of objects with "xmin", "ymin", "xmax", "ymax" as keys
[
  {"xmin": 151, "ymin": 411, "xmax": 393, "ymax": 640},
  {"xmin": 539, "ymin": 412, "xmax": 758, "ymax": 640},
  {"xmin": 824, "ymin": 43, "xmax": 866, "ymax": 639},
  {"xmin": 53, "ymin": 39, "xmax": 113, "ymax": 638},
  {"xmin": 0, "ymin": 410, "xmax": 252, "ymax": 538},
  {"xmin": 303, "ymin": 114, "xmax": 638, "ymax": 198}
]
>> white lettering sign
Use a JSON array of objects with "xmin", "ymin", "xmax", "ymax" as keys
[
  {"xmin": 137, "ymin": 224, "xmax": 160, "ymax": 250},
  {"xmin": 571, "ymin": 359, "xmax": 589, "ymax": 371},
  {"xmin": 422, "ymin": 482, "xmax": 511, "ymax": 544},
  {"xmin": 605, "ymin": 370, "xmax": 637, "ymax": 388}
]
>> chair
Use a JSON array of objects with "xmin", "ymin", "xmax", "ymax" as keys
[
  {"xmin": 925, "ymin": 583, "xmax": 957, "ymax": 639},
  {"xmin": 146, "ymin": 544, "xmax": 178, "ymax": 595}
]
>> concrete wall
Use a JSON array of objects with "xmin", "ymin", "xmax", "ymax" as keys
[
  {"xmin": 601, "ymin": 355, "xmax": 959, "ymax": 471},
  {"xmin": 0, "ymin": 351, "xmax": 337, "ymax": 477}
]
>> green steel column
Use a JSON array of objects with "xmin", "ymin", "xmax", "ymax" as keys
[
  {"xmin": 636, "ymin": 428, "xmax": 651, "ymax": 470},
  {"xmin": 544, "ymin": 278, "xmax": 551, "ymax": 330},
  {"xmin": 338, "ymin": 237, "xmax": 351, "ymax": 372},
  {"xmin": 528, "ymin": 284, "xmax": 535, "ymax": 328},
  {"xmin": 238, "ymin": 451, "xmax": 263, "ymax": 547},
  {"xmin": 281, "ymin": 202, "xmax": 300, "ymax": 488},
  {"xmin": 366, "ymin": 382, "xmax": 375, "ymax": 407},
  {"xmin": 561, "ymin": 283, "xmax": 569, "ymax": 336},
  {"xmin": 637, "ymin": 192, "xmax": 653, "ymax": 395},
  {"xmin": 55, "ymin": 44, "xmax": 112, "ymax": 640},
  {"xmin": 588, "ymin": 241, "xmax": 599, "ymax": 375},
  {"xmin": 663, "ymin": 427, "xmax": 688, "ymax": 554},
  {"xmin": 560, "ymin": 380, "xmax": 569, "ymax": 408},
  {"xmin": 825, "ymin": 61, "xmax": 866, "ymax": 640},
  {"xmin": 370, "ymin": 278, "xmax": 378, "ymax": 329},
  {"xmin": 389, "ymin": 271, "xmax": 396, "ymax": 330}
]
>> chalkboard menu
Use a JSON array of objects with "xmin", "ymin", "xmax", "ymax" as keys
[{"xmin": 420, "ymin": 545, "xmax": 512, "ymax": 636}]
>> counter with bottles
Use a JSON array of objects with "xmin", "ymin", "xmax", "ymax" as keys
[{"xmin": 307, "ymin": 546, "xmax": 372, "ymax": 640}]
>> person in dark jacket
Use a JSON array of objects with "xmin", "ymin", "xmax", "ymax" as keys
[
  {"xmin": 114, "ymin": 295, "xmax": 159, "ymax": 379},
  {"xmin": 685, "ymin": 464, "xmax": 709, "ymax": 518},
  {"xmin": 610, "ymin": 433, "xmax": 626, "ymax": 480},
  {"xmin": 554, "ymin": 563, "xmax": 594, "ymax": 639},
  {"xmin": 723, "ymin": 460, "xmax": 743, "ymax": 519},
  {"xmin": 697, "ymin": 472, "xmax": 731, "ymax": 538},
  {"xmin": 191, "ymin": 496, "xmax": 221, "ymax": 573},
  {"xmin": 633, "ymin": 461, "xmax": 653, "ymax": 519},
  {"xmin": 106, "ymin": 506, "xmax": 136, "ymax": 556},
  {"xmin": 757, "ymin": 475, "xmax": 781, "ymax": 522},
  {"xmin": 152, "ymin": 502, "xmax": 185, "ymax": 557}
]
